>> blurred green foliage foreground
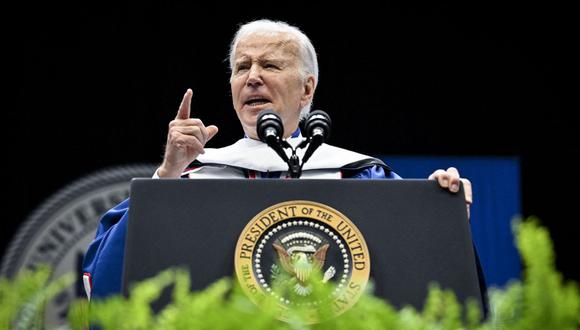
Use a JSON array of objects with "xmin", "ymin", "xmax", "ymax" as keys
[{"xmin": 1, "ymin": 218, "xmax": 578, "ymax": 329}]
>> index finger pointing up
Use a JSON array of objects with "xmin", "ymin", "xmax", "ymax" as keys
[{"xmin": 176, "ymin": 89, "xmax": 193, "ymax": 119}]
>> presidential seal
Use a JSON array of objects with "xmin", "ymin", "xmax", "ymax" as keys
[{"xmin": 235, "ymin": 201, "xmax": 370, "ymax": 322}]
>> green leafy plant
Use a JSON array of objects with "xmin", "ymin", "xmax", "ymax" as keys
[
  {"xmin": 2, "ymin": 218, "xmax": 579, "ymax": 329},
  {"xmin": 0, "ymin": 266, "xmax": 73, "ymax": 330},
  {"xmin": 486, "ymin": 218, "xmax": 579, "ymax": 329}
]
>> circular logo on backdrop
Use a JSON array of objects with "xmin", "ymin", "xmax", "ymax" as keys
[
  {"xmin": 0, "ymin": 164, "xmax": 158, "ymax": 329},
  {"xmin": 235, "ymin": 200, "xmax": 370, "ymax": 323}
]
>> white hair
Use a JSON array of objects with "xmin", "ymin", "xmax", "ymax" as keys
[{"xmin": 229, "ymin": 19, "xmax": 318, "ymax": 118}]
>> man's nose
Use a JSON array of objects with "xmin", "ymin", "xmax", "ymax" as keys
[{"xmin": 246, "ymin": 64, "xmax": 263, "ymax": 87}]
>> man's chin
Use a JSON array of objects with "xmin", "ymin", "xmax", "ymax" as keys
[
  {"xmin": 244, "ymin": 108, "xmax": 268, "ymax": 126},
  {"xmin": 240, "ymin": 117, "xmax": 259, "ymax": 138}
]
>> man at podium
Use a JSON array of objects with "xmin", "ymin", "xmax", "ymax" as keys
[{"xmin": 82, "ymin": 19, "xmax": 475, "ymax": 302}]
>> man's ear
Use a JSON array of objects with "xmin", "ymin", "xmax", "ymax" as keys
[{"xmin": 300, "ymin": 75, "xmax": 316, "ymax": 107}]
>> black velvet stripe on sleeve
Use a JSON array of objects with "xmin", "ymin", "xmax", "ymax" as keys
[{"xmin": 340, "ymin": 158, "xmax": 392, "ymax": 177}]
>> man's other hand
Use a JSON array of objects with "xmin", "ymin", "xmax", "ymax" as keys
[{"xmin": 428, "ymin": 167, "xmax": 473, "ymax": 218}]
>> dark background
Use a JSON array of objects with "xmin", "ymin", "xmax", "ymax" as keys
[{"xmin": 4, "ymin": 3, "xmax": 579, "ymax": 281}]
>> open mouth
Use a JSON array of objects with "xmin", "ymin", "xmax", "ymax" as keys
[{"xmin": 244, "ymin": 97, "xmax": 272, "ymax": 107}]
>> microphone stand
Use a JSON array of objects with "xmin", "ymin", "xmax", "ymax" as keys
[
  {"xmin": 277, "ymin": 135, "xmax": 322, "ymax": 179},
  {"xmin": 267, "ymin": 135, "xmax": 302, "ymax": 178},
  {"xmin": 258, "ymin": 109, "xmax": 329, "ymax": 179}
]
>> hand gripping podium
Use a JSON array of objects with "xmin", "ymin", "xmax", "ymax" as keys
[{"xmin": 123, "ymin": 179, "xmax": 484, "ymax": 313}]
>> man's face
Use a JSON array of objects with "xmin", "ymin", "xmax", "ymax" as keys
[{"xmin": 231, "ymin": 33, "xmax": 315, "ymax": 139}]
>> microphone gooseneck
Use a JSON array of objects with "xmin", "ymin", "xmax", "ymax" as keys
[
  {"xmin": 301, "ymin": 110, "xmax": 331, "ymax": 165},
  {"xmin": 257, "ymin": 110, "xmax": 289, "ymax": 163},
  {"xmin": 256, "ymin": 109, "xmax": 332, "ymax": 178}
]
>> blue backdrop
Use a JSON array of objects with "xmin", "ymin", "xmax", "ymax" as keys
[{"xmin": 378, "ymin": 156, "xmax": 522, "ymax": 287}]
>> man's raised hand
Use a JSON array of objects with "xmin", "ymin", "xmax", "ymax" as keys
[{"xmin": 158, "ymin": 89, "xmax": 219, "ymax": 178}]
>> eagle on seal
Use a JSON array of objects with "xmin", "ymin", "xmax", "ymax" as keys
[{"xmin": 272, "ymin": 242, "xmax": 330, "ymax": 285}]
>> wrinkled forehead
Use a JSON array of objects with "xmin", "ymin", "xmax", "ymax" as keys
[{"xmin": 234, "ymin": 33, "xmax": 301, "ymax": 61}]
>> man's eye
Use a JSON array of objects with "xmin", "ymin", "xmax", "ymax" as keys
[
  {"xmin": 236, "ymin": 65, "xmax": 249, "ymax": 73},
  {"xmin": 265, "ymin": 63, "xmax": 279, "ymax": 69}
]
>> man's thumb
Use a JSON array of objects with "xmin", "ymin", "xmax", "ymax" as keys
[{"xmin": 207, "ymin": 125, "xmax": 219, "ymax": 141}]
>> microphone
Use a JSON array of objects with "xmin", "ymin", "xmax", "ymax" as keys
[
  {"xmin": 257, "ymin": 109, "xmax": 284, "ymax": 142},
  {"xmin": 301, "ymin": 110, "xmax": 331, "ymax": 164},
  {"xmin": 257, "ymin": 109, "xmax": 331, "ymax": 178},
  {"xmin": 257, "ymin": 109, "xmax": 289, "ymax": 162},
  {"xmin": 303, "ymin": 110, "xmax": 331, "ymax": 142}
]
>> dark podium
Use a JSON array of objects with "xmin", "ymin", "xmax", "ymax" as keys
[{"xmin": 123, "ymin": 179, "xmax": 484, "ymax": 312}]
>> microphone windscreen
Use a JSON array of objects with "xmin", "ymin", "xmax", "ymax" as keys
[
  {"xmin": 257, "ymin": 109, "xmax": 284, "ymax": 142},
  {"xmin": 304, "ymin": 110, "xmax": 331, "ymax": 140}
]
